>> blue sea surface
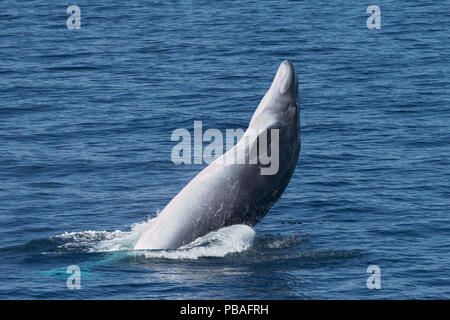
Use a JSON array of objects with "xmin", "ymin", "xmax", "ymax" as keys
[{"xmin": 0, "ymin": 0, "xmax": 449, "ymax": 299}]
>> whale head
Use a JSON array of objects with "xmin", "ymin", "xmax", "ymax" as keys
[{"xmin": 249, "ymin": 59, "xmax": 299, "ymax": 131}]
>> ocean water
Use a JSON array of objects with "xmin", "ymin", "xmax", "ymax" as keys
[{"xmin": 0, "ymin": 0, "xmax": 449, "ymax": 299}]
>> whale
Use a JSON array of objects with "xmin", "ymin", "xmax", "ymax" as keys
[{"xmin": 134, "ymin": 60, "xmax": 300, "ymax": 250}]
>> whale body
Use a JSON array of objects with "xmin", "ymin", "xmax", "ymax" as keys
[{"xmin": 134, "ymin": 60, "xmax": 300, "ymax": 250}]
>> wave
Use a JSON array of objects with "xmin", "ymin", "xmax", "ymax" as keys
[
  {"xmin": 2, "ymin": 221, "xmax": 363, "ymax": 270},
  {"xmin": 53, "ymin": 221, "xmax": 255, "ymax": 260},
  {"xmin": 3, "ymin": 219, "xmax": 362, "ymax": 265},
  {"xmin": 263, "ymin": 234, "xmax": 307, "ymax": 249}
]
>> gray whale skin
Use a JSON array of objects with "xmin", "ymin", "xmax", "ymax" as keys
[{"xmin": 134, "ymin": 60, "xmax": 300, "ymax": 250}]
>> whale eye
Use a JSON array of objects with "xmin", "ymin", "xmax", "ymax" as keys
[{"xmin": 288, "ymin": 104, "xmax": 297, "ymax": 119}]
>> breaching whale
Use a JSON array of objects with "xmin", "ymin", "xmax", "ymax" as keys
[{"xmin": 134, "ymin": 60, "xmax": 300, "ymax": 250}]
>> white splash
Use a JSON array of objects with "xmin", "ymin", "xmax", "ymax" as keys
[
  {"xmin": 56, "ymin": 219, "xmax": 154, "ymax": 252},
  {"xmin": 56, "ymin": 220, "xmax": 255, "ymax": 259},
  {"xmin": 136, "ymin": 224, "xmax": 255, "ymax": 260}
]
